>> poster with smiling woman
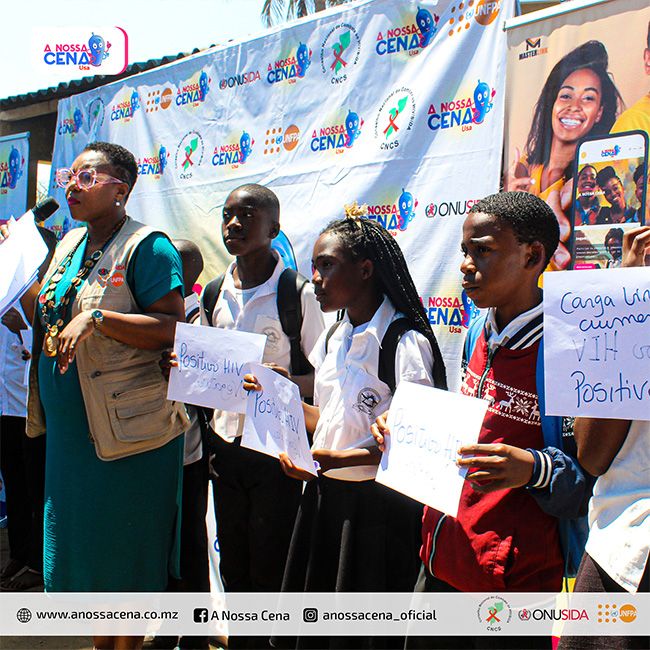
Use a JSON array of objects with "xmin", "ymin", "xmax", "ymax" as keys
[{"xmin": 503, "ymin": 0, "xmax": 649, "ymax": 272}]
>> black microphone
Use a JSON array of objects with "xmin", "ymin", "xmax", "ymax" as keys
[{"xmin": 31, "ymin": 197, "xmax": 59, "ymax": 222}]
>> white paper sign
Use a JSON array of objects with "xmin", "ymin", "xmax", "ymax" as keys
[
  {"xmin": 544, "ymin": 268, "xmax": 650, "ymax": 421},
  {"xmin": 375, "ymin": 381, "xmax": 488, "ymax": 518},
  {"xmin": 0, "ymin": 215, "xmax": 48, "ymax": 319},
  {"xmin": 167, "ymin": 323, "xmax": 266, "ymax": 413},
  {"xmin": 242, "ymin": 363, "xmax": 317, "ymax": 477}
]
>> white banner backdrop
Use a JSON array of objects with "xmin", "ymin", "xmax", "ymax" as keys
[
  {"xmin": 49, "ymin": 0, "xmax": 514, "ymax": 389},
  {"xmin": 0, "ymin": 132, "xmax": 30, "ymax": 223}
]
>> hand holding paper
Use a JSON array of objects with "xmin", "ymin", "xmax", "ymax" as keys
[
  {"xmin": 242, "ymin": 362, "xmax": 317, "ymax": 477},
  {"xmin": 456, "ymin": 443, "xmax": 535, "ymax": 493},
  {"xmin": 375, "ymin": 381, "xmax": 488, "ymax": 518},
  {"xmin": 167, "ymin": 323, "xmax": 266, "ymax": 413}
]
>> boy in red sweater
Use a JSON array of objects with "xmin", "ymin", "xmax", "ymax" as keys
[{"xmin": 374, "ymin": 192, "xmax": 590, "ymax": 649}]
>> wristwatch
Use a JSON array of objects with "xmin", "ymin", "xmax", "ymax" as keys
[{"xmin": 91, "ymin": 309, "xmax": 104, "ymax": 331}]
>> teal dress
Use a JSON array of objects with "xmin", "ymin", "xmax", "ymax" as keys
[{"xmin": 39, "ymin": 232, "xmax": 184, "ymax": 592}]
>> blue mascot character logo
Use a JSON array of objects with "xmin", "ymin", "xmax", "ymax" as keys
[
  {"xmin": 130, "ymin": 90, "xmax": 141, "ymax": 116},
  {"xmin": 7, "ymin": 147, "xmax": 24, "ymax": 190},
  {"xmin": 158, "ymin": 145, "xmax": 168, "ymax": 175},
  {"xmin": 416, "ymin": 6, "xmax": 439, "ymax": 48},
  {"xmin": 472, "ymin": 80, "xmax": 495, "ymax": 125},
  {"xmin": 88, "ymin": 33, "xmax": 110, "ymax": 67},
  {"xmin": 271, "ymin": 230, "xmax": 298, "ymax": 272},
  {"xmin": 461, "ymin": 289, "xmax": 481, "ymax": 328},
  {"xmin": 199, "ymin": 71, "xmax": 210, "ymax": 102},
  {"xmin": 296, "ymin": 42, "xmax": 312, "ymax": 78},
  {"xmin": 239, "ymin": 131, "xmax": 253, "ymax": 164},
  {"xmin": 73, "ymin": 108, "xmax": 83, "ymax": 133},
  {"xmin": 345, "ymin": 110, "xmax": 363, "ymax": 148},
  {"xmin": 398, "ymin": 188, "xmax": 417, "ymax": 230}
]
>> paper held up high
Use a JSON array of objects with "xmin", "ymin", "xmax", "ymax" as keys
[
  {"xmin": 167, "ymin": 322, "xmax": 267, "ymax": 413},
  {"xmin": 376, "ymin": 381, "xmax": 488, "ymax": 518},
  {"xmin": 543, "ymin": 267, "xmax": 650, "ymax": 421},
  {"xmin": 242, "ymin": 362, "xmax": 317, "ymax": 477}
]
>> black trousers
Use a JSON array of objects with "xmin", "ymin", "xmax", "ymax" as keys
[
  {"xmin": 557, "ymin": 553, "xmax": 649, "ymax": 650},
  {"xmin": 156, "ymin": 450, "xmax": 211, "ymax": 650},
  {"xmin": 211, "ymin": 434, "xmax": 302, "ymax": 649},
  {"xmin": 0, "ymin": 415, "xmax": 46, "ymax": 571}
]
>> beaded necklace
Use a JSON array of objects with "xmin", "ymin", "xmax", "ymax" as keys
[{"xmin": 41, "ymin": 215, "xmax": 128, "ymax": 357}]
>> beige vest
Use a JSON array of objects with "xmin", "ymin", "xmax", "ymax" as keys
[{"xmin": 27, "ymin": 218, "xmax": 189, "ymax": 460}]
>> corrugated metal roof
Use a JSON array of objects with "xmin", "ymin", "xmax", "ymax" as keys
[{"xmin": 0, "ymin": 48, "xmax": 208, "ymax": 111}]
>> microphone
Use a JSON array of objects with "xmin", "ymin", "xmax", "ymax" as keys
[{"xmin": 31, "ymin": 197, "xmax": 59, "ymax": 222}]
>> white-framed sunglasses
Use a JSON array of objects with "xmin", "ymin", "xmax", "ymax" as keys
[{"xmin": 55, "ymin": 168, "xmax": 125, "ymax": 190}]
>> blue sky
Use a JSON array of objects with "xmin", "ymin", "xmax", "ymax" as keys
[{"xmin": 2, "ymin": 0, "xmax": 268, "ymax": 99}]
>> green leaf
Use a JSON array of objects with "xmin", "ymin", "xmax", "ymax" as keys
[
  {"xmin": 397, "ymin": 96, "xmax": 408, "ymax": 114},
  {"xmin": 339, "ymin": 30, "xmax": 351, "ymax": 50}
]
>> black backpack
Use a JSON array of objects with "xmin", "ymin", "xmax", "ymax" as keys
[
  {"xmin": 202, "ymin": 267, "xmax": 313, "ymax": 376},
  {"xmin": 324, "ymin": 317, "xmax": 447, "ymax": 393}
]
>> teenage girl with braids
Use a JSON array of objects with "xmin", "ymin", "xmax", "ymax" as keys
[{"xmin": 246, "ymin": 204, "xmax": 446, "ymax": 649}]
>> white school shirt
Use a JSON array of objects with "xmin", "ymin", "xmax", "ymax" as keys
[
  {"xmin": 310, "ymin": 296, "xmax": 435, "ymax": 481},
  {"xmin": 182, "ymin": 292, "xmax": 203, "ymax": 465},
  {"xmin": 585, "ymin": 419, "xmax": 650, "ymax": 592},
  {"xmin": 0, "ymin": 304, "xmax": 30, "ymax": 418},
  {"xmin": 202, "ymin": 252, "xmax": 325, "ymax": 442}
]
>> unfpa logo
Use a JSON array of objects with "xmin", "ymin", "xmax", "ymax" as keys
[{"xmin": 598, "ymin": 603, "xmax": 637, "ymax": 623}]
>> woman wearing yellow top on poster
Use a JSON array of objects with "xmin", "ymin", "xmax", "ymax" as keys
[{"xmin": 504, "ymin": 41, "xmax": 623, "ymax": 269}]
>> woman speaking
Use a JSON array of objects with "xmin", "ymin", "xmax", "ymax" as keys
[{"xmin": 21, "ymin": 142, "xmax": 188, "ymax": 650}]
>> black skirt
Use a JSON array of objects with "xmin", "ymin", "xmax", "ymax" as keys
[{"xmin": 275, "ymin": 475, "xmax": 423, "ymax": 649}]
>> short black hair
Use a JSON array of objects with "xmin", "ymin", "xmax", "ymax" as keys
[
  {"xmin": 229, "ymin": 184, "xmax": 280, "ymax": 223},
  {"xmin": 633, "ymin": 162, "xmax": 645, "ymax": 184},
  {"xmin": 84, "ymin": 141, "xmax": 138, "ymax": 197},
  {"xmin": 578, "ymin": 164, "xmax": 597, "ymax": 180},
  {"xmin": 596, "ymin": 165, "xmax": 619, "ymax": 189},
  {"xmin": 173, "ymin": 239, "xmax": 204, "ymax": 293},
  {"xmin": 469, "ymin": 191, "xmax": 560, "ymax": 267}
]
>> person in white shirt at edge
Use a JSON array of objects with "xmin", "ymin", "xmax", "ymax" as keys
[
  {"xmin": 558, "ymin": 226, "xmax": 650, "ymax": 650},
  {"xmin": 187, "ymin": 184, "xmax": 324, "ymax": 650},
  {"xmin": 0, "ymin": 225, "xmax": 56, "ymax": 592},
  {"xmin": 245, "ymin": 203, "xmax": 447, "ymax": 650}
]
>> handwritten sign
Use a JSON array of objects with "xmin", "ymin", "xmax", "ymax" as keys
[
  {"xmin": 0, "ymin": 215, "xmax": 49, "ymax": 318},
  {"xmin": 544, "ymin": 268, "xmax": 650, "ymax": 420},
  {"xmin": 376, "ymin": 381, "xmax": 487, "ymax": 517},
  {"xmin": 167, "ymin": 323, "xmax": 266, "ymax": 413},
  {"xmin": 242, "ymin": 363, "xmax": 317, "ymax": 477}
]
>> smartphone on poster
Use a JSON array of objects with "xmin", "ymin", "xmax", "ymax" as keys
[{"xmin": 570, "ymin": 130, "xmax": 648, "ymax": 270}]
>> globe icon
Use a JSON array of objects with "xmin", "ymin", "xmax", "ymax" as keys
[{"xmin": 17, "ymin": 608, "xmax": 32, "ymax": 623}]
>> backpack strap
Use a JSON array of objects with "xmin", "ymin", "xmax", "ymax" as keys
[
  {"xmin": 277, "ymin": 268, "xmax": 312, "ymax": 376},
  {"xmin": 324, "ymin": 319, "xmax": 344, "ymax": 354},
  {"xmin": 201, "ymin": 273, "xmax": 225, "ymax": 327},
  {"xmin": 378, "ymin": 318, "xmax": 413, "ymax": 394},
  {"xmin": 463, "ymin": 311, "xmax": 488, "ymax": 367},
  {"xmin": 186, "ymin": 305, "xmax": 201, "ymax": 325}
]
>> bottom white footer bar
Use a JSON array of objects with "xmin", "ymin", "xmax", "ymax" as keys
[{"xmin": 2, "ymin": 592, "xmax": 648, "ymax": 637}]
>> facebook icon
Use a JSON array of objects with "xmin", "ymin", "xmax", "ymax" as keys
[{"xmin": 194, "ymin": 608, "xmax": 209, "ymax": 623}]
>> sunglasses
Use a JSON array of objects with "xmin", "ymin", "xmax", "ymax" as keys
[{"xmin": 55, "ymin": 168, "xmax": 125, "ymax": 190}]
